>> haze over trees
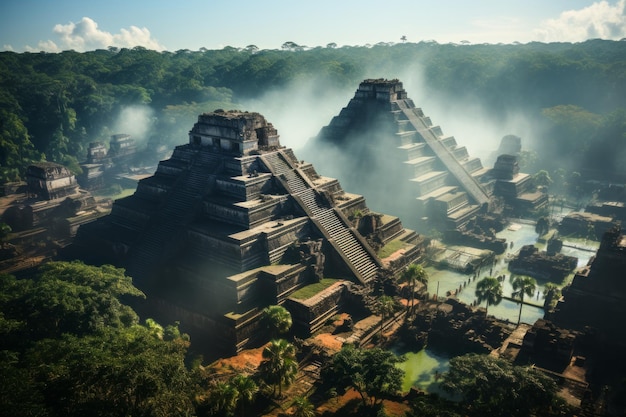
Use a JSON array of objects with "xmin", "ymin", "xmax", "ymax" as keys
[{"xmin": 1, "ymin": 40, "xmax": 625, "ymax": 183}]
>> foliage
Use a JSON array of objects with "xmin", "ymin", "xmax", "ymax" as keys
[
  {"xmin": 1, "ymin": 41, "xmax": 626, "ymax": 183},
  {"xmin": 399, "ymin": 263, "xmax": 428, "ymax": 314},
  {"xmin": 0, "ymin": 262, "xmax": 197, "ymax": 417},
  {"xmin": 0, "ymin": 261, "xmax": 144, "ymax": 347},
  {"xmin": 26, "ymin": 324, "xmax": 195, "ymax": 416},
  {"xmin": 474, "ymin": 276, "xmax": 503, "ymax": 316},
  {"xmin": 511, "ymin": 275, "xmax": 537, "ymax": 324},
  {"xmin": 0, "ymin": 221, "xmax": 11, "ymax": 242},
  {"xmin": 405, "ymin": 395, "xmax": 463, "ymax": 417},
  {"xmin": 321, "ymin": 344, "xmax": 404, "ymax": 408},
  {"xmin": 290, "ymin": 395, "xmax": 315, "ymax": 417},
  {"xmin": 374, "ymin": 295, "xmax": 399, "ymax": 336},
  {"xmin": 289, "ymin": 278, "xmax": 339, "ymax": 300},
  {"xmin": 202, "ymin": 374, "xmax": 258, "ymax": 417},
  {"xmin": 261, "ymin": 304, "xmax": 293, "ymax": 338},
  {"xmin": 441, "ymin": 353, "xmax": 570, "ymax": 416},
  {"xmin": 533, "ymin": 169, "xmax": 553, "ymax": 189},
  {"xmin": 535, "ymin": 216, "xmax": 550, "ymax": 236},
  {"xmin": 258, "ymin": 338, "xmax": 298, "ymax": 398},
  {"xmin": 543, "ymin": 283, "xmax": 562, "ymax": 310},
  {"xmin": 377, "ymin": 239, "xmax": 411, "ymax": 258}
]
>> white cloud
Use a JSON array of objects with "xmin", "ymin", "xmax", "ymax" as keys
[
  {"xmin": 2, "ymin": 44, "xmax": 15, "ymax": 51},
  {"xmin": 28, "ymin": 17, "xmax": 165, "ymax": 52},
  {"xmin": 535, "ymin": 0, "xmax": 626, "ymax": 42},
  {"xmin": 25, "ymin": 40, "xmax": 60, "ymax": 53}
]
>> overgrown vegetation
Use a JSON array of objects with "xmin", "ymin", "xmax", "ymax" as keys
[
  {"xmin": 378, "ymin": 239, "xmax": 412, "ymax": 258},
  {"xmin": 0, "ymin": 261, "xmax": 198, "ymax": 416},
  {"xmin": 1, "ymin": 40, "xmax": 626, "ymax": 183},
  {"xmin": 289, "ymin": 278, "xmax": 339, "ymax": 300}
]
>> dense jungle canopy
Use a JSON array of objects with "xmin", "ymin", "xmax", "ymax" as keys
[{"xmin": 1, "ymin": 40, "xmax": 625, "ymax": 182}]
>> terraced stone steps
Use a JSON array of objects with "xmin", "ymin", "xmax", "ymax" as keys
[
  {"xmin": 261, "ymin": 151, "xmax": 380, "ymax": 283},
  {"xmin": 127, "ymin": 149, "xmax": 219, "ymax": 281}
]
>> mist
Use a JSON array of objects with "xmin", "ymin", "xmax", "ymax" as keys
[
  {"xmin": 240, "ymin": 78, "xmax": 356, "ymax": 152},
  {"xmin": 112, "ymin": 105, "xmax": 155, "ymax": 146}
]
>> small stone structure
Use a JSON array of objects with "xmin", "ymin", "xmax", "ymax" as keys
[
  {"xmin": 519, "ymin": 319, "xmax": 578, "ymax": 370},
  {"xmin": 25, "ymin": 162, "xmax": 79, "ymax": 200},
  {"xmin": 402, "ymin": 298, "xmax": 512, "ymax": 354},
  {"xmin": 508, "ymin": 244, "xmax": 578, "ymax": 281},
  {"xmin": 73, "ymin": 110, "xmax": 425, "ymax": 354},
  {"xmin": 78, "ymin": 134, "xmax": 140, "ymax": 190},
  {"xmin": 1, "ymin": 162, "xmax": 98, "ymax": 237},
  {"xmin": 483, "ymin": 152, "xmax": 549, "ymax": 215},
  {"xmin": 551, "ymin": 225, "xmax": 626, "ymax": 343},
  {"xmin": 558, "ymin": 211, "xmax": 617, "ymax": 240}
]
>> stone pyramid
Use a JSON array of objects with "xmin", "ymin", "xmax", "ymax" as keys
[
  {"xmin": 304, "ymin": 78, "xmax": 494, "ymax": 232},
  {"xmin": 74, "ymin": 110, "xmax": 424, "ymax": 353}
]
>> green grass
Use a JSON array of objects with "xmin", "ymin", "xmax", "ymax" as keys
[
  {"xmin": 378, "ymin": 239, "xmax": 411, "ymax": 258},
  {"xmin": 290, "ymin": 278, "xmax": 339, "ymax": 300}
]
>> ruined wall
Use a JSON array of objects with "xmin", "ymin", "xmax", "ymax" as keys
[{"xmin": 285, "ymin": 282, "xmax": 347, "ymax": 336}]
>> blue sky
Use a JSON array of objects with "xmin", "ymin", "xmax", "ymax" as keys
[{"xmin": 1, "ymin": 0, "xmax": 625, "ymax": 52}]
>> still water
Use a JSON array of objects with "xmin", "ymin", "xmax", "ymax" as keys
[
  {"xmin": 394, "ymin": 346, "xmax": 450, "ymax": 394},
  {"xmin": 397, "ymin": 222, "xmax": 600, "ymax": 392}
]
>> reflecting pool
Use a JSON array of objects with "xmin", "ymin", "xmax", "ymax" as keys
[{"xmin": 394, "ymin": 346, "xmax": 450, "ymax": 394}]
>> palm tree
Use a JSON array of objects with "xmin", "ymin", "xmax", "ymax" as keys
[
  {"xmin": 262, "ymin": 305, "xmax": 293, "ymax": 339},
  {"xmin": 475, "ymin": 277, "xmax": 503, "ymax": 317},
  {"xmin": 259, "ymin": 339, "xmax": 298, "ymax": 398},
  {"xmin": 208, "ymin": 381, "xmax": 238, "ymax": 416},
  {"xmin": 291, "ymin": 395, "xmax": 315, "ymax": 417},
  {"xmin": 399, "ymin": 263, "xmax": 428, "ymax": 314},
  {"xmin": 231, "ymin": 374, "xmax": 258, "ymax": 417},
  {"xmin": 375, "ymin": 295, "xmax": 398, "ymax": 336},
  {"xmin": 543, "ymin": 283, "xmax": 561, "ymax": 310},
  {"xmin": 511, "ymin": 275, "xmax": 537, "ymax": 325}
]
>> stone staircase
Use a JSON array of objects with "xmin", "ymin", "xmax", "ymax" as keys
[
  {"xmin": 396, "ymin": 100, "xmax": 491, "ymax": 207},
  {"xmin": 127, "ymin": 149, "xmax": 220, "ymax": 282},
  {"xmin": 261, "ymin": 151, "xmax": 380, "ymax": 284}
]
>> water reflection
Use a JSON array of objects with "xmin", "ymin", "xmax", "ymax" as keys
[
  {"xmin": 424, "ymin": 222, "xmax": 599, "ymax": 324},
  {"xmin": 394, "ymin": 346, "xmax": 450, "ymax": 394},
  {"xmin": 397, "ymin": 222, "xmax": 601, "ymax": 392}
]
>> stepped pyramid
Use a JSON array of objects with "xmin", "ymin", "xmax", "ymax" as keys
[
  {"xmin": 304, "ymin": 78, "xmax": 493, "ymax": 232},
  {"xmin": 74, "ymin": 110, "xmax": 424, "ymax": 353}
]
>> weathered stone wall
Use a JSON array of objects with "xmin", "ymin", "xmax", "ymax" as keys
[{"xmin": 285, "ymin": 282, "xmax": 347, "ymax": 336}]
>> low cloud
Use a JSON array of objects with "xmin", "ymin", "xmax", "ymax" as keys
[
  {"xmin": 535, "ymin": 0, "xmax": 626, "ymax": 42},
  {"xmin": 25, "ymin": 17, "xmax": 165, "ymax": 52}
]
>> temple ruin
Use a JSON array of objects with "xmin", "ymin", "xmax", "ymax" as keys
[
  {"xmin": 73, "ymin": 110, "xmax": 425, "ymax": 353},
  {"xmin": 305, "ymin": 79, "xmax": 547, "ymax": 233},
  {"xmin": 1, "ymin": 162, "xmax": 99, "ymax": 237},
  {"xmin": 550, "ymin": 225, "xmax": 626, "ymax": 344}
]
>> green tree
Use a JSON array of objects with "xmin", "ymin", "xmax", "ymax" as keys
[
  {"xmin": 26, "ymin": 323, "xmax": 195, "ymax": 417},
  {"xmin": 474, "ymin": 276, "xmax": 503, "ymax": 317},
  {"xmin": 231, "ymin": 374, "xmax": 258, "ymax": 417},
  {"xmin": 543, "ymin": 283, "xmax": 561, "ymax": 310},
  {"xmin": 258, "ymin": 338, "xmax": 298, "ymax": 398},
  {"xmin": 533, "ymin": 169, "xmax": 553, "ymax": 190},
  {"xmin": 441, "ymin": 353, "xmax": 569, "ymax": 416},
  {"xmin": 291, "ymin": 395, "xmax": 315, "ymax": 417},
  {"xmin": 207, "ymin": 380, "xmax": 238, "ymax": 417},
  {"xmin": 261, "ymin": 304, "xmax": 293, "ymax": 338},
  {"xmin": 399, "ymin": 263, "xmax": 428, "ymax": 314},
  {"xmin": 535, "ymin": 216, "xmax": 550, "ymax": 236},
  {"xmin": 0, "ymin": 222, "xmax": 11, "ymax": 243},
  {"xmin": 375, "ymin": 295, "xmax": 398, "ymax": 336},
  {"xmin": 321, "ymin": 345, "xmax": 404, "ymax": 409},
  {"xmin": 511, "ymin": 275, "xmax": 537, "ymax": 325}
]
